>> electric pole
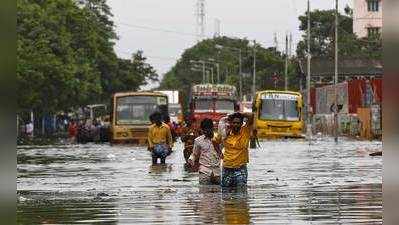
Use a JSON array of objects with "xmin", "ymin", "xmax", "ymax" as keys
[
  {"xmin": 202, "ymin": 61, "xmax": 206, "ymax": 83},
  {"xmin": 252, "ymin": 40, "xmax": 256, "ymax": 99},
  {"xmin": 306, "ymin": 0, "xmax": 312, "ymax": 141},
  {"xmin": 216, "ymin": 63, "xmax": 220, "ymax": 84},
  {"xmin": 289, "ymin": 33, "xmax": 293, "ymax": 57},
  {"xmin": 214, "ymin": 18, "xmax": 220, "ymax": 37},
  {"xmin": 285, "ymin": 34, "xmax": 289, "ymax": 91},
  {"xmin": 334, "ymin": 0, "xmax": 339, "ymax": 143},
  {"xmin": 239, "ymin": 49, "xmax": 243, "ymax": 101},
  {"xmin": 274, "ymin": 32, "xmax": 279, "ymax": 51}
]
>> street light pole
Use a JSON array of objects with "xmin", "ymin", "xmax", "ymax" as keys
[
  {"xmin": 239, "ymin": 49, "xmax": 243, "ymax": 101},
  {"xmin": 201, "ymin": 61, "xmax": 206, "ymax": 83},
  {"xmin": 252, "ymin": 40, "xmax": 256, "ymax": 99},
  {"xmin": 285, "ymin": 34, "xmax": 289, "ymax": 91},
  {"xmin": 216, "ymin": 63, "xmax": 220, "ymax": 84},
  {"xmin": 334, "ymin": 0, "xmax": 339, "ymax": 143},
  {"xmin": 210, "ymin": 67, "xmax": 214, "ymax": 83},
  {"xmin": 306, "ymin": 0, "xmax": 312, "ymax": 141},
  {"xmin": 215, "ymin": 44, "xmax": 243, "ymax": 100}
]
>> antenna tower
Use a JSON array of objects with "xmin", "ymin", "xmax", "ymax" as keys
[
  {"xmin": 196, "ymin": 0, "xmax": 206, "ymax": 41},
  {"xmin": 214, "ymin": 18, "xmax": 220, "ymax": 37},
  {"xmin": 273, "ymin": 32, "xmax": 279, "ymax": 51}
]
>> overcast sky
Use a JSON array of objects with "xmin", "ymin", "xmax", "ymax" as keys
[{"xmin": 107, "ymin": 0, "xmax": 352, "ymax": 89}]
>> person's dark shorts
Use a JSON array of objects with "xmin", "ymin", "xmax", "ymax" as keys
[
  {"xmin": 221, "ymin": 165, "xmax": 248, "ymax": 187},
  {"xmin": 152, "ymin": 144, "xmax": 169, "ymax": 159}
]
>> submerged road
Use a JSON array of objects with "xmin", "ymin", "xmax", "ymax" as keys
[{"xmin": 17, "ymin": 138, "xmax": 382, "ymax": 224}]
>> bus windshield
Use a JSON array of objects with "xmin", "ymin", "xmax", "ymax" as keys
[
  {"xmin": 116, "ymin": 96, "xmax": 167, "ymax": 125},
  {"xmin": 215, "ymin": 100, "xmax": 235, "ymax": 113},
  {"xmin": 260, "ymin": 99, "xmax": 299, "ymax": 121},
  {"xmin": 194, "ymin": 99, "xmax": 213, "ymax": 112}
]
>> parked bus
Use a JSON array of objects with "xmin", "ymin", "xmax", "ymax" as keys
[
  {"xmin": 253, "ymin": 90, "xmax": 304, "ymax": 138},
  {"xmin": 110, "ymin": 91, "xmax": 168, "ymax": 144}
]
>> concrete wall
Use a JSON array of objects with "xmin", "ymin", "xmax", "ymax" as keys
[{"xmin": 353, "ymin": 0, "xmax": 383, "ymax": 38}]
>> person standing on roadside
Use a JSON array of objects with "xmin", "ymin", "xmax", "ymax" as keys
[
  {"xmin": 25, "ymin": 121, "xmax": 34, "ymax": 138},
  {"xmin": 220, "ymin": 112, "xmax": 254, "ymax": 188},
  {"xmin": 188, "ymin": 118, "xmax": 222, "ymax": 185},
  {"xmin": 148, "ymin": 112, "xmax": 173, "ymax": 165},
  {"xmin": 68, "ymin": 120, "xmax": 78, "ymax": 143}
]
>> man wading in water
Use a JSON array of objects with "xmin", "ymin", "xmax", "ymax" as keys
[
  {"xmin": 188, "ymin": 118, "xmax": 222, "ymax": 185},
  {"xmin": 220, "ymin": 112, "xmax": 254, "ymax": 188},
  {"xmin": 147, "ymin": 112, "xmax": 173, "ymax": 164}
]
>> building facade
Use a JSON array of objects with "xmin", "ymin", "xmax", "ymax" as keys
[{"xmin": 353, "ymin": 0, "xmax": 383, "ymax": 38}]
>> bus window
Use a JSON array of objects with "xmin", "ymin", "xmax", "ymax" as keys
[
  {"xmin": 260, "ymin": 99, "xmax": 299, "ymax": 121},
  {"xmin": 194, "ymin": 99, "xmax": 213, "ymax": 112},
  {"xmin": 215, "ymin": 99, "xmax": 235, "ymax": 113},
  {"xmin": 116, "ymin": 96, "xmax": 166, "ymax": 125}
]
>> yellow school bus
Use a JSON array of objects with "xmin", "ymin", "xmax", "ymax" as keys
[
  {"xmin": 253, "ymin": 90, "xmax": 304, "ymax": 138},
  {"xmin": 110, "ymin": 91, "xmax": 168, "ymax": 144}
]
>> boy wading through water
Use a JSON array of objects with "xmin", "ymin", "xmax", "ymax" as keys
[
  {"xmin": 220, "ymin": 112, "xmax": 254, "ymax": 188},
  {"xmin": 188, "ymin": 118, "xmax": 222, "ymax": 185},
  {"xmin": 147, "ymin": 112, "xmax": 173, "ymax": 164}
]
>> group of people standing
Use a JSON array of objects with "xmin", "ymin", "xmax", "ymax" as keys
[{"xmin": 147, "ymin": 111, "xmax": 254, "ymax": 188}]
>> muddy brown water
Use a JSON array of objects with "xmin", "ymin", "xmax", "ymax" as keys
[{"xmin": 17, "ymin": 138, "xmax": 382, "ymax": 224}]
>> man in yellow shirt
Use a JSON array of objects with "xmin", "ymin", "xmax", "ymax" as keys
[
  {"xmin": 221, "ymin": 112, "xmax": 254, "ymax": 187},
  {"xmin": 148, "ymin": 112, "xmax": 173, "ymax": 164}
]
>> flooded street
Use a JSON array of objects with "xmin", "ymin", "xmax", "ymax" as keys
[{"xmin": 17, "ymin": 138, "xmax": 382, "ymax": 225}]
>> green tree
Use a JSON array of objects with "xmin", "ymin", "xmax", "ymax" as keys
[
  {"xmin": 112, "ymin": 51, "xmax": 158, "ymax": 93},
  {"xmin": 296, "ymin": 7, "xmax": 381, "ymax": 59},
  {"xmin": 17, "ymin": 0, "xmax": 158, "ymax": 117},
  {"xmin": 160, "ymin": 36, "xmax": 294, "ymax": 112}
]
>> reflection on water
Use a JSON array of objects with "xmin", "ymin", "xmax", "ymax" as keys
[{"xmin": 17, "ymin": 139, "xmax": 382, "ymax": 224}]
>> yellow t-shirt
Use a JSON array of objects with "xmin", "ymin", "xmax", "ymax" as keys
[
  {"xmin": 222, "ymin": 125, "xmax": 251, "ymax": 168},
  {"xmin": 147, "ymin": 123, "xmax": 173, "ymax": 148}
]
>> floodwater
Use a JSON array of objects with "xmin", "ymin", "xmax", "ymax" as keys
[{"xmin": 17, "ymin": 138, "xmax": 382, "ymax": 225}]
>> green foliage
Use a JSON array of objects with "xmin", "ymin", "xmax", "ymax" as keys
[
  {"xmin": 296, "ymin": 7, "xmax": 382, "ymax": 59},
  {"xmin": 17, "ymin": 0, "xmax": 158, "ymax": 114},
  {"xmin": 160, "ymin": 36, "xmax": 296, "ymax": 111}
]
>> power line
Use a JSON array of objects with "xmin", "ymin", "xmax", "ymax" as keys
[
  {"xmin": 116, "ymin": 20, "xmax": 279, "ymax": 48},
  {"xmin": 117, "ymin": 50, "xmax": 179, "ymax": 61},
  {"xmin": 116, "ymin": 21, "xmax": 199, "ymax": 37}
]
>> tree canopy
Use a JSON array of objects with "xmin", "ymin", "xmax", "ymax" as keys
[
  {"xmin": 160, "ymin": 36, "xmax": 297, "ymax": 112},
  {"xmin": 17, "ymin": 0, "xmax": 158, "ymax": 114},
  {"xmin": 296, "ymin": 6, "xmax": 382, "ymax": 60}
]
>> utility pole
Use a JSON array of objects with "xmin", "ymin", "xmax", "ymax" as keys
[
  {"xmin": 210, "ymin": 67, "xmax": 214, "ymax": 83},
  {"xmin": 289, "ymin": 33, "xmax": 293, "ymax": 57},
  {"xmin": 306, "ymin": 0, "xmax": 312, "ymax": 141},
  {"xmin": 196, "ymin": 0, "xmax": 205, "ymax": 41},
  {"xmin": 273, "ymin": 32, "xmax": 278, "ymax": 51},
  {"xmin": 239, "ymin": 49, "xmax": 243, "ymax": 101},
  {"xmin": 216, "ymin": 63, "xmax": 220, "ymax": 84},
  {"xmin": 214, "ymin": 18, "xmax": 220, "ymax": 37},
  {"xmin": 285, "ymin": 34, "xmax": 289, "ymax": 91},
  {"xmin": 202, "ymin": 61, "xmax": 206, "ymax": 83},
  {"xmin": 252, "ymin": 40, "xmax": 256, "ymax": 99},
  {"xmin": 215, "ymin": 45, "xmax": 242, "ymax": 99},
  {"xmin": 334, "ymin": 0, "xmax": 339, "ymax": 143}
]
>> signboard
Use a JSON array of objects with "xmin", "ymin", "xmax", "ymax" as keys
[
  {"xmin": 260, "ymin": 93, "xmax": 298, "ymax": 101},
  {"xmin": 192, "ymin": 84, "xmax": 237, "ymax": 97},
  {"xmin": 315, "ymin": 82, "xmax": 348, "ymax": 114}
]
